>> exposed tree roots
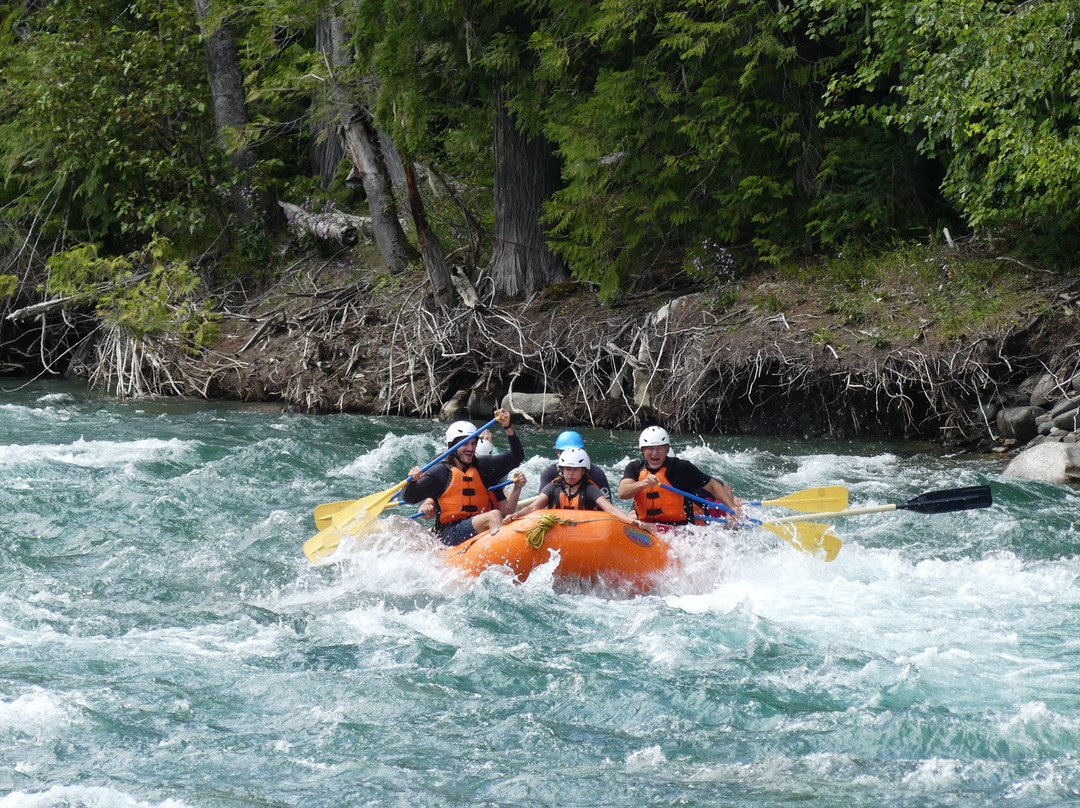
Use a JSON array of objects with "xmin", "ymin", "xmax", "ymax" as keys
[{"xmin": 4, "ymin": 251, "xmax": 1074, "ymax": 447}]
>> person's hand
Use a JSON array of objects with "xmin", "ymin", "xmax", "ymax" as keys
[
  {"xmin": 408, "ymin": 466, "xmax": 424, "ymax": 481},
  {"xmin": 494, "ymin": 407, "xmax": 512, "ymax": 429},
  {"xmin": 504, "ymin": 512, "xmax": 518, "ymax": 523},
  {"xmin": 643, "ymin": 473, "xmax": 659, "ymax": 488},
  {"xmin": 511, "ymin": 470, "xmax": 526, "ymax": 488},
  {"xmin": 419, "ymin": 498, "xmax": 435, "ymax": 518},
  {"xmin": 481, "ymin": 429, "xmax": 493, "ymax": 442}
]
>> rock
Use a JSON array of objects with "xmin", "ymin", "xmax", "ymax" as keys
[
  {"xmin": 1003, "ymin": 443, "xmax": 1080, "ymax": 485},
  {"xmin": 996, "ymin": 405, "xmax": 1046, "ymax": 442},
  {"xmin": 501, "ymin": 391, "xmax": 562, "ymax": 420},
  {"xmin": 1050, "ymin": 395, "xmax": 1080, "ymax": 418},
  {"xmin": 466, "ymin": 389, "xmax": 496, "ymax": 418},
  {"xmin": 977, "ymin": 403, "xmax": 999, "ymax": 423},
  {"xmin": 1030, "ymin": 373, "xmax": 1062, "ymax": 408},
  {"xmin": 1052, "ymin": 407, "xmax": 1080, "ymax": 432},
  {"xmin": 1015, "ymin": 372, "xmax": 1042, "ymax": 405},
  {"xmin": 654, "ymin": 294, "xmax": 701, "ymax": 326},
  {"xmin": 439, "ymin": 389, "xmax": 468, "ymax": 421}
]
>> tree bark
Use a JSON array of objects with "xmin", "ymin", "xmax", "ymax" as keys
[
  {"xmin": 490, "ymin": 79, "xmax": 567, "ymax": 298},
  {"xmin": 310, "ymin": 18, "xmax": 345, "ymax": 187},
  {"xmin": 193, "ymin": 0, "xmax": 258, "ymax": 227},
  {"xmin": 327, "ymin": 17, "xmax": 416, "ymax": 274},
  {"xmin": 278, "ymin": 201, "xmax": 371, "ymax": 246},
  {"xmin": 403, "ymin": 161, "xmax": 455, "ymax": 308}
]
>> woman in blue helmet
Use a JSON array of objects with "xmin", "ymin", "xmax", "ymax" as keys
[{"xmin": 538, "ymin": 430, "xmax": 611, "ymax": 498}]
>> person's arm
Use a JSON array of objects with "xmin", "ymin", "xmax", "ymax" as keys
[
  {"xmin": 702, "ymin": 477, "xmax": 741, "ymax": 522},
  {"xmin": 498, "ymin": 470, "xmax": 527, "ymax": 515},
  {"xmin": 618, "ymin": 461, "xmax": 656, "ymax": 499},
  {"xmin": 401, "ymin": 465, "xmax": 445, "ymax": 504},
  {"xmin": 504, "ymin": 491, "xmax": 550, "ymax": 522}
]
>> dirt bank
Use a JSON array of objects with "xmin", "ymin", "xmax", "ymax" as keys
[{"xmin": 199, "ymin": 249, "xmax": 1080, "ymax": 450}]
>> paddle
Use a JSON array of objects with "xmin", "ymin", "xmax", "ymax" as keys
[
  {"xmin": 771, "ymin": 485, "xmax": 992, "ymax": 524},
  {"xmin": 303, "ymin": 418, "xmax": 498, "ymax": 562},
  {"xmin": 313, "ymin": 479, "xmax": 520, "ymax": 530},
  {"xmin": 695, "ymin": 513, "xmax": 842, "ymax": 561},
  {"xmin": 660, "ymin": 483, "xmax": 843, "ymax": 561},
  {"xmin": 746, "ymin": 486, "xmax": 849, "ymax": 513}
]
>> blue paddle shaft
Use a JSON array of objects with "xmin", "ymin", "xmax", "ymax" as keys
[{"xmin": 415, "ymin": 417, "xmax": 499, "ymax": 479}]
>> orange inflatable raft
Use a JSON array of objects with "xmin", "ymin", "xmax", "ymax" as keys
[{"xmin": 441, "ymin": 509, "xmax": 672, "ymax": 590}]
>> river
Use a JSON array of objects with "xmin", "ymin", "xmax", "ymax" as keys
[{"xmin": 1, "ymin": 379, "xmax": 1078, "ymax": 808}]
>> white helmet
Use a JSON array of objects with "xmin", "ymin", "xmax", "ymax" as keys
[
  {"xmin": 638, "ymin": 426, "xmax": 670, "ymax": 448},
  {"xmin": 475, "ymin": 437, "xmax": 495, "ymax": 456},
  {"xmin": 557, "ymin": 447, "xmax": 591, "ymax": 469},
  {"xmin": 445, "ymin": 420, "xmax": 477, "ymax": 446}
]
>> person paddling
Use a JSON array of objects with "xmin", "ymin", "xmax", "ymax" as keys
[
  {"xmin": 402, "ymin": 408, "xmax": 526, "ymax": 546},
  {"xmin": 537, "ymin": 430, "xmax": 611, "ymax": 498},
  {"xmin": 505, "ymin": 448, "xmax": 644, "ymax": 528},
  {"xmin": 618, "ymin": 426, "xmax": 740, "ymax": 527}
]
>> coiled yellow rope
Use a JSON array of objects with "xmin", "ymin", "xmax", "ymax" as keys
[{"xmin": 525, "ymin": 512, "xmax": 574, "ymax": 549}]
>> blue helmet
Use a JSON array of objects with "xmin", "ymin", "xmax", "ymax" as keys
[{"xmin": 554, "ymin": 430, "xmax": 585, "ymax": 451}]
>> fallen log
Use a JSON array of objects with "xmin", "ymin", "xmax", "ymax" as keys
[{"xmin": 279, "ymin": 201, "xmax": 373, "ymax": 246}]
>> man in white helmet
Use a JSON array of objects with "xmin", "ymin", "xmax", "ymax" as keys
[
  {"xmin": 401, "ymin": 407, "xmax": 526, "ymax": 546},
  {"xmin": 504, "ymin": 447, "xmax": 644, "ymax": 528},
  {"xmin": 618, "ymin": 425, "xmax": 739, "ymax": 527}
]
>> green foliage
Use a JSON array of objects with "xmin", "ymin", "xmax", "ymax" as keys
[
  {"xmin": 797, "ymin": 0, "xmax": 1080, "ymax": 248},
  {"xmin": 0, "ymin": 1, "xmax": 226, "ymax": 249},
  {"xmin": 0, "ymin": 274, "xmax": 17, "ymax": 297},
  {"xmin": 541, "ymin": 0, "xmax": 811, "ymax": 299},
  {"xmin": 46, "ymin": 239, "xmax": 220, "ymax": 351}
]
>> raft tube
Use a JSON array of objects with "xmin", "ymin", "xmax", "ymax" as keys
[{"xmin": 441, "ymin": 509, "xmax": 672, "ymax": 590}]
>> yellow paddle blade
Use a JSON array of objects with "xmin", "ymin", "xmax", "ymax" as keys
[
  {"xmin": 313, "ymin": 498, "xmax": 403, "ymax": 530},
  {"xmin": 303, "ymin": 481, "xmax": 408, "ymax": 563},
  {"xmin": 760, "ymin": 486, "xmax": 849, "ymax": 513},
  {"xmin": 758, "ymin": 521, "xmax": 842, "ymax": 562}
]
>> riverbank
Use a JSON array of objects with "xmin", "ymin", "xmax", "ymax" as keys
[{"xmin": 195, "ymin": 238, "xmax": 1079, "ymax": 455}]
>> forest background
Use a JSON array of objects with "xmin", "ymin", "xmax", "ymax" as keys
[{"xmin": 0, "ymin": 0, "xmax": 1078, "ymax": 447}]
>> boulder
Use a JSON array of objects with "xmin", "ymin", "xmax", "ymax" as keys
[
  {"xmin": 466, "ymin": 389, "xmax": 497, "ymax": 418},
  {"xmin": 1052, "ymin": 407, "xmax": 1080, "ymax": 432},
  {"xmin": 1050, "ymin": 395, "xmax": 1080, "ymax": 418},
  {"xmin": 1003, "ymin": 443, "xmax": 1080, "ymax": 485},
  {"xmin": 996, "ymin": 405, "xmax": 1046, "ymax": 442},
  {"xmin": 1029, "ymin": 373, "xmax": 1062, "ymax": 408},
  {"xmin": 501, "ymin": 391, "xmax": 562, "ymax": 420},
  {"xmin": 439, "ymin": 389, "xmax": 469, "ymax": 421}
]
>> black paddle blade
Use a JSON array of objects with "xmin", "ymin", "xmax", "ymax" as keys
[{"xmin": 900, "ymin": 485, "xmax": 992, "ymax": 515}]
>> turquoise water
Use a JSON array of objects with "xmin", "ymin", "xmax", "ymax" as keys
[{"xmin": 2, "ymin": 379, "xmax": 1079, "ymax": 808}]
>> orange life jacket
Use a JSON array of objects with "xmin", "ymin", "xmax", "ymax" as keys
[
  {"xmin": 634, "ymin": 465, "xmax": 691, "ymax": 524},
  {"xmin": 437, "ymin": 464, "xmax": 497, "ymax": 524},
  {"xmin": 553, "ymin": 479, "xmax": 601, "ymax": 510}
]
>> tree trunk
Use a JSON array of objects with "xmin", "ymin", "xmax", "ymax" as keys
[
  {"xmin": 403, "ymin": 161, "xmax": 455, "ymax": 308},
  {"xmin": 490, "ymin": 79, "xmax": 567, "ymax": 298},
  {"xmin": 327, "ymin": 17, "xmax": 416, "ymax": 274},
  {"xmin": 310, "ymin": 18, "xmax": 345, "ymax": 187},
  {"xmin": 193, "ymin": 0, "xmax": 258, "ymax": 227}
]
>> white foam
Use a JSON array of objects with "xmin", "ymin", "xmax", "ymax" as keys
[
  {"xmin": 0, "ymin": 786, "xmax": 193, "ymax": 808},
  {"xmin": 0, "ymin": 690, "xmax": 74, "ymax": 738},
  {"xmin": 0, "ymin": 437, "xmax": 194, "ymax": 468}
]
